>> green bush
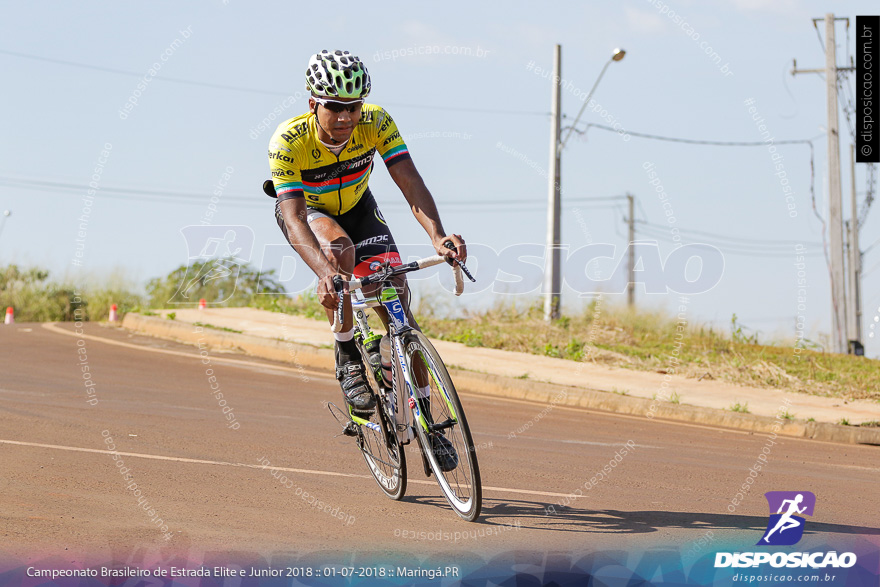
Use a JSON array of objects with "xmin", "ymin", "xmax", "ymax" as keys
[{"xmin": 0, "ymin": 264, "xmax": 143, "ymax": 322}]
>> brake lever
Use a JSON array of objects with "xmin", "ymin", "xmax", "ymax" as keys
[
  {"xmin": 443, "ymin": 241, "xmax": 476, "ymax": 282},
  {"xmin": 455, "ymin": 258, "xmax": 476, "ymax": 282},
  {"xmin": 332, "ymin": 275, "xmax": 345, "ymax": 331}
]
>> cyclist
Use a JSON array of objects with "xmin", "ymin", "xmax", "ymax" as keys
[{"xmin": 265, "ymin": 50, "xmax": 463, "ymax": 470}]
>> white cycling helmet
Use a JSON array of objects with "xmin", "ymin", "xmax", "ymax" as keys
[{"xmin": 305, "ymin": 50, "xmax": 371, "ymax": 99}]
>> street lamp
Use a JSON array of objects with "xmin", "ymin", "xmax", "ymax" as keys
[{"xmin": 544, "ymin": 46, "xmax": 626, "ymax": 322}]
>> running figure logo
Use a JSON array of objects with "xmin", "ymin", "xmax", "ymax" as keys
[
  {"xmin": 169, "ymin": 225, "xmax": 255, "ymax": 304},
  {"xmin": 759, "ymin": 491, "xmax": 816, "ymax": 546}
]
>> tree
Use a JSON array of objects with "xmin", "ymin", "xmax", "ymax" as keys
[{"xmin": 146, "ymin": 261, "xmax": 286, "ymax": 308}]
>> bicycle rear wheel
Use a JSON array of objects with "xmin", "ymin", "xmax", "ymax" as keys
[
  {"xmin": 354, "ymin": 338, "xmax": 406, "ymax": 500},
  {"xmin": 403, "ymin": 330, "xmax": 481, "ymax": 521}
]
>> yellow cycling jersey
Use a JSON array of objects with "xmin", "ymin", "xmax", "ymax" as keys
[{"xmin": 268, "ymin": 104, "xmax": 411, "ymax": 215}]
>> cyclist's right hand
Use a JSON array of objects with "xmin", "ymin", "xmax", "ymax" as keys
[{"xmin": 317, "ymin": 273, "xmax": 347, "ymax": 309}]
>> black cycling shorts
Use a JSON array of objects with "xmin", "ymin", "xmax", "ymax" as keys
[{"xmin": 275, "ymin": 188, "xmax": 402, "ymax": 278}]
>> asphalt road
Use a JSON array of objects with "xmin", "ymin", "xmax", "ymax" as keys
[{"xmin": 2, "ymin": 322, "xmax": 878, "ymax": 566}]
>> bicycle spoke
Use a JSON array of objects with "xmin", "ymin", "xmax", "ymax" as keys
[
  {"xmin": 405, "ymin": 332, "xmax": 481, "ymax": 521},
  {"xmin": 352, "ymin": 338, "xmax": 407, "ymax": 500}
]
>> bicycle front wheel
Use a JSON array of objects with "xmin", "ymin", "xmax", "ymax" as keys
[
  {"xmin": 403, "ymin": 330, "xmax": 482, "ymax": 521},
  {"xmin": 355, "ymin": 339, "xmax": 407, "ymax": 501}
]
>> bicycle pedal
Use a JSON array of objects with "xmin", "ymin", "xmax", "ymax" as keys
[{"xmin": 396, "ymin": 424, "xmax": 414, "ymax": 445}]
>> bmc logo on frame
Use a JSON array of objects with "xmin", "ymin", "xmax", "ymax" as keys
[{"xmin": 714, "ymin": 491, "xmax": 857, "ymax": 570}]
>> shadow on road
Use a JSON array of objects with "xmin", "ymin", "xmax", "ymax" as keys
[{"xmin": 411, "ymin": 497, "xmax": 880, "ymax": 537}]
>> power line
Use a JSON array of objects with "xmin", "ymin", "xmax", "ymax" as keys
[
  {"xmin": 0, "ymin": 48, "xmax": 288, "ymax": 97},
  {"xmin": 571, "ymin": 122, "xmax": 822, "ymax": 232},
  {"xmin": 571, "ymin": 121, "xmax": 828, "ymax": 269},
  {"xmin": 636, "ymin": 220, "xmax": 822, "ymax": 248},
  {"xmin": 572, "ymin": 122, "xmax": 822, "ymax": 147},
  {"xmin": 864, "ymin": 258, "xmax": 880, "ymax": 278},
  {"xmin": 863, "ymin": 235, "xmax": 880, "ymax": 257},
  {"xmin": 0, "ymin": 174, "xmax": 618, "ymax": 211},
  {"xmin": 634, "ymin": 223, "xmax": 824, "ymax": 257},
  {"xmin": 0, "ymin": 48, "xmax": 546, "ymax": 116}
]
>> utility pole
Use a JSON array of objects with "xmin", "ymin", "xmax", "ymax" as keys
[
  {"xmin": 543, "ymin": 44, "xmax": 562, "ymax": 322},
  {"xmin": 627, "ymin": 193, "xmax": 635, "ymax": 307},
  {"xmin": 848, "ymin": 144, "xmax": 863, "ymax": 354},
  {"xmin": 543, "ymin": 46, "xmax": 626, "ymax": 322},
  {"xmin": 824, "ymin": 13, "xmax": 846, "ymax": 354},
  {"xmin": 792, "ymin": 13, "xmax": 853, "ymax": 353}
]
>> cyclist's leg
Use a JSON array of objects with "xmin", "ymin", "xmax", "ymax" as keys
[
  {"xmin": 344, "ymin": 193, "xmax": 431, "ymax": 390},
  {"xmin": 275, "ymin": 201, "xmax": 373, "ymax": 410},
  {"xmin": 274, "ymin": 200, "xmax": 356, "ymax": 326},
  {"xmin": 347, "ymin": 190, "xmax": 405, "ymax": 326},
  {"xmin": 309, "ymin": 216, "xmax": 356, "ymax": 326}
]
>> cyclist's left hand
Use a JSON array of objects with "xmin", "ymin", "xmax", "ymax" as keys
[{"xmin": 434, "ymin": 234, "xmax": 467, "ymax": 263}]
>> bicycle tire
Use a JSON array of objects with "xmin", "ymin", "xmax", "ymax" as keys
[
  {"xmin": 355, "ymin": 339, "xmax": 407, "ymax": 500},
  {"xmin": 403, "ymin": 330, "xmax": 482, "ymax": 521}
]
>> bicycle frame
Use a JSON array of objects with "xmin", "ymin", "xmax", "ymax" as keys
[
  {"xmin": 331, "ymin": 251, "xmax": 481, "ymax": 520},
  {"xmin": 348, "ymin": 285, "xmax": 456, "ymax": 440}
]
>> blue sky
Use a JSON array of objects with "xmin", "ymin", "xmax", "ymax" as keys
[{"xmin": 2, "ymin": 1, "xmax": 879, "ymax": 358}]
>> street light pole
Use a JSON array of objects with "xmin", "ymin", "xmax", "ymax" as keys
[
  {"xmin": 627, "ymin": 193, "xmax": 635, "ymax": 307},
  {"xmin": 544, "ymin": 47, "xmax": 625, "ymax": 322},
  {"xmin": 543, "ymin": 45, "xmax": 563, "ymax": 322},
  {"xmin": 559, "ymin": 48, "xmax": 626, "ymax": 150}
]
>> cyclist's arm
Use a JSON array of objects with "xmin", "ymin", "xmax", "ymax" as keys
[
  {"xmin": 277, "ymin": 198, "xmax": 344, "ymax": 307},
  {"xmin": 277, "ymin": 199, "xmax": 332, "ymax": 274},
  {"xmin": 388, "ymin": 159, "xmax": 467, "ymax": 262}
]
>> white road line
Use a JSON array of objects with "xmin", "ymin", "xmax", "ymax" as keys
[
  {"xmin": 37, "ymin": 324, "xmax": 878, "ymax": 452},
  {"xmin": 40, "ymin": 322, "xmax": 331, "ymax": 379},
  {"xmin": 0, "ymin": 439, "xmax": 581, "ymax": 499},
  {"xmin": 477, "ymin": 432, "xmax": 660, "ymax": 449}
]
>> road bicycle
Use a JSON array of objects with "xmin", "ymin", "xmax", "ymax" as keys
[{"xmin": 326, "ymin": 248, "xmax": 482, "ymax": 521}]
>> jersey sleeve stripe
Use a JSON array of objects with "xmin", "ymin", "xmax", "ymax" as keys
[
  {"xmin": 275, "ymin": 181, "xmax": 304, "ymax": 196},
  {"xmin": 380, "ymin": 144, "xmax": 409, "ymax": 162}
]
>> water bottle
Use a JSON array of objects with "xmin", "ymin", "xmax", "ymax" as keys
[
  {"xmin": 362, "ymin": 336, "xmax": 383, "ymax": 384},
  {"xmin": 379, "ymin": 334, "xmax": 393, "ymax": 388}
]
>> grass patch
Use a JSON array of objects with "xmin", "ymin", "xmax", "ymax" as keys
[
  {"xmin": 252, "ymin": 290, "xmax": 328, "ymax": 321},
  {"xmin": 780, "ymin": 410, "xmax": 795, "ymax": 420},
  {"xmin": 193, "ymin": 321, "xmax": 243, "ymax": 334},
  {"xmin": 729, "ymin": 401, "xmax": 750, "ymax": 413},
  {"xmin": 838, "ymin": 418, "xmax": 851, "ymax": 426},
  {"xmin": 412, "ymin": 296, "xmax": 879, "ymax": 401}
]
